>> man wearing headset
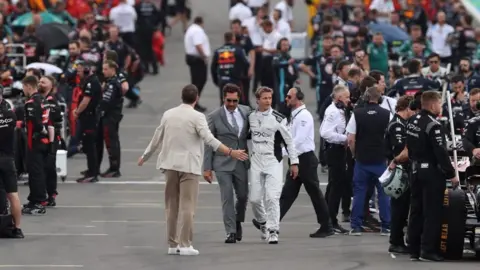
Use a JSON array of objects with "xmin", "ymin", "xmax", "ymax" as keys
[
  {"xmin": 273, "ymin": 38, "xmax": 314, "ymax": 114},
  {"xmin": 319, "ymin": 84, "xmax": 351, "ymax": 234},
  {"xmin": 279, "ymin": 86, "xmax": 333, "ymax": 238}
]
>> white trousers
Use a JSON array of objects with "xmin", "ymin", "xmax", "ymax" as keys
[{"xmin": 249, "ymin": 161, "xmax": 284, "ymax": 231}]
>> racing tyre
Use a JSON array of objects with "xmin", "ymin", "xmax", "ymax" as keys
[{"xmin": 440, "ymin": 188, "xmax": 467, "ymax": 260}]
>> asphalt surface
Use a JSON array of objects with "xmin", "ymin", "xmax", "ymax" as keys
[{"xmin": 0, "ymin": 1, "xmax": 478, "ymax": 269}]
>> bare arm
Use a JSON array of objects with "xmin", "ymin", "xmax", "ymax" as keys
[{"xmin": 348, "ymin": 133, "xmax": 356, "ymax": 156}]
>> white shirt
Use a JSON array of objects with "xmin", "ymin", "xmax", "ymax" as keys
[
  {"xmin": 346, "ymin": 106, "xmax": 394, "ymax": 134},
  {"xmin": 427, "ymin": 23, "xmax": 455, "ymax": 58},
  {"xmin": 262, "ymin": 30, "xmax": 282, "ymax": 56},
  {"xmin": 184, "ymin": 24, "xmax": 211, "ymax": 57},
  {"xmin": 242, "ymin": 17, "xmax": 264, "ymax": 46},
  {"xmin": 109, "ymin": 3, "xmax": 137, "ymax": 33},
  {"xmin": 320, "ymin": 103, "xmax": 347, "ymax": 145},
  {"xmin": 274, "ymin": 1, "xmax": 293, "ymax": 23},
  {"xmin": 369, "ymin": 0, "xmax": 395, "ymax": 23},
  {"xmin": 287, "ymin": 105, "xmax": 315, "ymax": 155},
  {"xmin": 272, "ymin": 18, "xmax": 291, "ymax": 40},
  {"xmin": 381, "ymin": 96, "xmax": 397, "ymax": 115},
  {"xmin": 247, "ymin": 0, "xmax": 267, "ymax": 8},
  {"xmin": 229, "ymin": 2, "xmax": 253, "ymax": 23},
  {"xmin": 224, "ymin": 106, "xmax": 244, "ymax": 137}
]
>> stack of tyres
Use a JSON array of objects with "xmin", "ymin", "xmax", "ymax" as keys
[{"xmin": 440, "ymin": 188, "xmax": 467, "ymax": 260}]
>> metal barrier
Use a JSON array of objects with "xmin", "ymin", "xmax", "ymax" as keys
[{"xmin": 6, "ymin": 43, "xmax": 27, "ymax": 70}]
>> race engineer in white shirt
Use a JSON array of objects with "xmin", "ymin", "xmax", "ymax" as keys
[
  {"xmin": 249, "ymin": 86, "xmax": 298, "ymax": 244},
  {"xmin": 319, "ymin": 85, "xmax": 351, "ymax": 234},
  {"xmin": 229, "ymin": 0, "xmax": 253, "ymax": 23},
  {"xmin": 274, "ymin": 0, "xmax": 294, "ymax": 29},
  {"xmin": 278, "ymin": 87, "xmax": 334, "ymax": 238},
  {"xmin": 109, "ymin": 0, "xmax": 137, "ymax": 48},
  {"xmin": 271, "ymin": 9, "xmax": 291, "ymax": 40}
]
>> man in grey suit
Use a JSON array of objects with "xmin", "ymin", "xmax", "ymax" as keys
[{"xmin": 203, "ymin": 84, "xmax": 251, "ymax": 244}]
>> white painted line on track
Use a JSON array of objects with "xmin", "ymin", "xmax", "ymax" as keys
[
  {"xmin": 25, "ymin": 233, "xmax": 108, "ymax": 236},
  {"xmin": 53, "ymin": 204, "xmax": 314, "ymax": 209},
  {"xmin": 91, "ymin": 220, "xmax": 319, "ymax": 225},
  {"xmin": 109, "ymin": 190, "xmax": 313, "ymax": 194},
  {"xmin": 123, "ymin": 246, "xmax": 156, "ymax": 249},
  {"xmin": 59, "ymin": 180, "xmax": 328, "ymax": 186},
  {"xmin": 0, "ymin": 266, "xmax": 83, "ymax": 268}
]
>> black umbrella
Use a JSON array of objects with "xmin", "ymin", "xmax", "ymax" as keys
[{"xmin": 35, "ymin": 23, "xmax": 71, "ymax": 51}]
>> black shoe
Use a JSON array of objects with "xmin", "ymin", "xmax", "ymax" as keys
[
  {"xmin": 11, "ymin": 228, "xmax": 24, "ymax": 238},
  {"xmin": 420, "ymin": 253, "xmax": 444, "ymax": 262},
  {"xmin": 410, "ymin": 253, "xmax": 420, "ymax": 261},
  {"xmin": 100, "ymin": 170, "xmax": 121, "ymax": 178},
  {"xmin": 80, "ymin": 169, "xmax": 88, "ymax": 176},
  {"xmin": 309, "ymin": 226, "xmax": 335, "ymax": 238},
  {"xmin": 22, "ymin": 203, "xmax": 46, "ymax": 215},
  {"xmin": 46, "ymin": 197, "xmax": 56, "ymax": 207},
  {"xmin": 76, "ymin": 176, "xmax": 99, "ymax": 183},
  {"xmin": 225, "ymin": 233, "xmax": 236, "ymax": 244},
  {"xmin": 236, "ymin": 222, "xmax": 242, "ymax": 241},
  {"xmin": 333, "ymin": 223, "xmax": 349, "ymax": 234},
  {"xmin": 388, "ymin": 244, "xmax": 409, "ymax": 254}
]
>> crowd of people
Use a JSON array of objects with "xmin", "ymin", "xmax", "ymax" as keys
[
  {"xmin": 0, "ymin": 0, "xmax": 479, "ymax": 262},
  {"xmin": 0, "ymin": 0, "xmax": 176, "ymax": 237},
  {"xmin": 153, "ymin": 0, "xmax": 480, "ymax": 260}
]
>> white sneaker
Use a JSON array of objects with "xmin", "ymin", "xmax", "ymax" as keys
[
  {"xmin": 267, "ymin": 232, "xmax": 278, "ymax": 244},
  {"xmin": 167, "ymin": 246, "xmax": 179, "ymax": 255},
  {"xmin": 260, "ymin": 225, "xmax": 268, "ymax": 240},
  {"xmin": 179, "ymin": 246, "xmax": 199, "ymax": 256}
]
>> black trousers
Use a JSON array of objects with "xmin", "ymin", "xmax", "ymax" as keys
[
  {"xmin": 408, "ymin": 166, "xmax": 446, "ymax": 255},
  {"xmin": 280, "ymin": 151, "xmax": 330, "ymax": 226},
  {"xmin": 325, "ymin": 145, "xmax": 348, "ymax": 225},
  {"xmin": 97, "ymin": 115, "xmax": 122, "ymax": 172},
  {"xmin": 252, "ymin": 51, "xmax": 262, "ymax": 92},
  {"xmin": 120, "ymin": 32, "xmax": 136, "ymax": 49},
  {"xmin": 45, "ymin": 145, "xmax": 57, "ymax": 198},
  {"xmin": 81, "ymin": 116, "xmax": 99, "ymax": 177},
  {"xmin": 390, "ymin": 189, "xmax": 410, "ymax": 246},
  {"xmin": 185, "ymin": 55, "xmax": 207, "ymax": 96},
  {"xmin": 26, "ymin": 145, "xmax": 48, "ymax": 204},
  {"xmin": 241, "ymin": 77, "xmax": 251, "ymax": 107},
  {"xmin": 137, "ymin": 30, "xmax": 158, "ymax": 73}
]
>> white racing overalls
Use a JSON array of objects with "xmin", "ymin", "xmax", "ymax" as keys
[{"xmin": 248, "ymin": 108, "xmax": 298, "ymax": 233}]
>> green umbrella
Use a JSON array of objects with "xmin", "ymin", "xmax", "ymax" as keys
[{"xmin": 12, "ymin": 12, "xmax": 64, "ymax": 27}]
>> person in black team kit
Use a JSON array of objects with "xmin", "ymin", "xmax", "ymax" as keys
[
  {"xmin": 406, "ymin": 91, "xmax": 459, "ymax": 262},
  {"xmin": 384, "ymin": 95, "xmax": 415, "ymax": 254},
  {"xmin": 74, "ymin": 61, "xmax": 102, "ymax": 183},
  {"xmin": 211, "ymin": 32, "xmax": 249, "ymax": 105},
  {"xmin": 21, "ymin": 76, "xmax": 50, "ymax": 215},
  {"xmin": 39, "ymin": 76, "xmax": 62, "ymax": 206},
  {"xmin": 390, "ymin": 59, "xmax": 440, "ymax": 97},
  {"xmin": 0, "ymin": 90, "xmax": 24, "ymax": 238},
  {"xmin": 98, "ymin": 61, "xmax": 124, "ymax": 177}
]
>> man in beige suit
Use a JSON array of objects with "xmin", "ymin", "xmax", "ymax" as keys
[{"xmin": 138, "ymin": 84, "xmax": 248, "ymax": 256}]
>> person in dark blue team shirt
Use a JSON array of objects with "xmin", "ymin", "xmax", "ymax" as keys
[{"xmin": 390, "ymin": 59, "xmax": 440, "ymax": 97}]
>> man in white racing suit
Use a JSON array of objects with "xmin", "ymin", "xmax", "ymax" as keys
[{"xmin": 248, "ymin": 86, "xmax": 299, "ymax": 244}]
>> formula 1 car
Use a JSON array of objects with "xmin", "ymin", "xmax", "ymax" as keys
[{"xmin": 441, "ymin": 92, "xmax": 480, "ymax": 259}]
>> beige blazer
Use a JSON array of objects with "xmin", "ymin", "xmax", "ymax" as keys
[{"xmin": 142, "ymin": 104, "xmax": 222, "ymax": 175}]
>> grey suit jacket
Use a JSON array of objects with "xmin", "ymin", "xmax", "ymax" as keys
[{"xmin": 203, "ymin": 105, "xmax": 251, "ymax": 172}]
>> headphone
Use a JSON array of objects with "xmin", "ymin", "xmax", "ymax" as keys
[
  {"xmin": 276, "ymin": 37, "xmax": 291, "ymax": 51},
  {"xmin": 293, "ymin": 86, "xmax": 304, "ymax": 100}
]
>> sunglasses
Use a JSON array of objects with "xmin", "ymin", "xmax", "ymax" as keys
[{"xmin": 226, "ymin": 98, "xmax": 239, "ymax": 103}]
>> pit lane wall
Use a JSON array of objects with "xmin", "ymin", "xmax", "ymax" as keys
[{"xmin": 461, "ymin": 0, "xmax": 480, "ymax": 22}]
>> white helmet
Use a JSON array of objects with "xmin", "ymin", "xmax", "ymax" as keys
[{"xmin": 381, "ymin": 165, "xmax": 409, "ymax": 199}]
